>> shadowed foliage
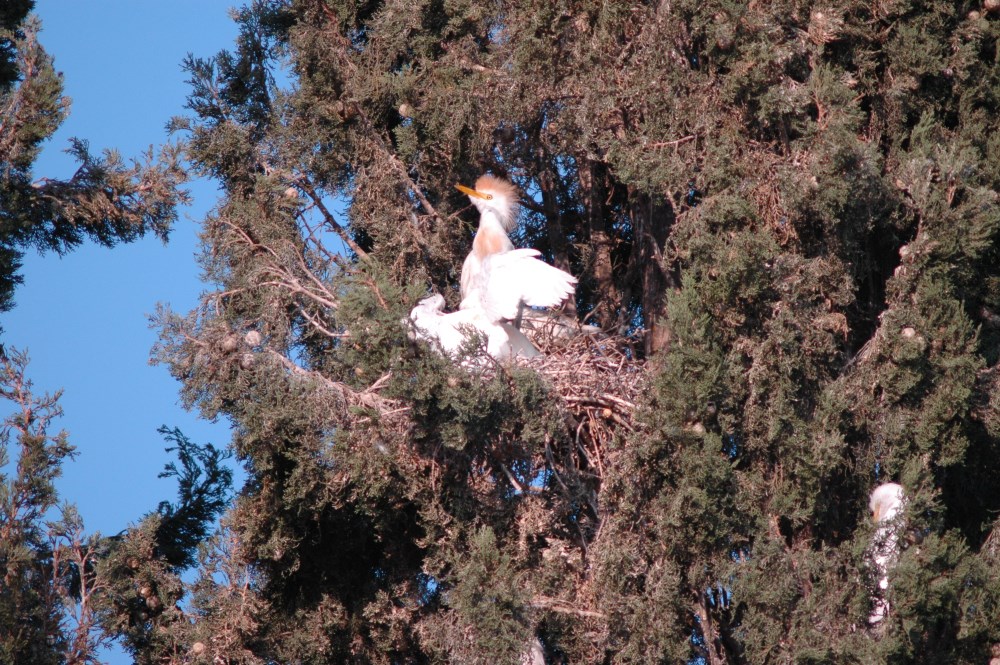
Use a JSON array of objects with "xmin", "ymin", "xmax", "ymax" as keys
[
  {"xmin": 143, "ymin": 1, "xmax": 1000, "ymax": 662},
  {"xmin": 7, "ymin": 0, "xmax": 1000, "ymax": 663}
]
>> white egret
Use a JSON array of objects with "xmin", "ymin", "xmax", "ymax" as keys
[
  {"xmin": 407, "ymin": 175, "xmax": 577, "ymax": 362},
  {"xmin": 455, "ymin": 175, "xmax": 518, "ymax": 308},
  {"xmin": 455, "ymin": 176, "xmax": 576, "ymax": 320},
  {"xmin": 408, "ymin": 294, "xmax": 541, "ymax": 361},
  {"xmin": 868, "ymin": 482, "xmax": 905, "ymax": 626}
]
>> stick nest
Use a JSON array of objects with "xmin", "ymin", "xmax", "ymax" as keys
[{"xmin": 527, "ymin": 329, "xmax": 647, "ymax": 455}]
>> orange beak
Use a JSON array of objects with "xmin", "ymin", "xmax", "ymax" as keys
[
  {"xmin": 455, "ymin": 183, "xmax": 490, "ymax": 199},
  {"xmin": 872, "ymin": 507, "xmax": 881, "ymax": 523}
]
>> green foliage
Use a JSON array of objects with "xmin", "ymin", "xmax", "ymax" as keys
[
  {"xmin": 433, "ymin": 526, "xmax": 532, "ymax": 664},
  {"xmin": 93, "ymin": 429, "xmax": 233, "ymax": 665},
  {"xmin": 0, "ymin": 1, "xmax": 33, "ymax": 91},
  {"xmin": 0, "ymin": 10, "xmax": 188, "ymax": 316},
  {"xmin": 0, "ymin": 7, "xmax": 224, "ymax": 664},
  {"xmin": 0, "ymin": 348, "xmax": 233, "ymax": 665},
  {"xmin": 0, "ymin": 349, "xmax": 72, "ymax": 665},
  {"xmin": 154, "ymin": 426, "xmax": 233, "ymax": 570},
  {"xmin": 144, "ymin": 0, "xmax": 1000, "ymax": 663}
]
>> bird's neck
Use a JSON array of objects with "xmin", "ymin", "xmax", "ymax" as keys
[
  {"xmin": 483, "ymin": 202, "xmax": 516, "ymax": 231},
  {"xmin": 472, "ymin": 215, "xmax": 513, "ymax": 259}
]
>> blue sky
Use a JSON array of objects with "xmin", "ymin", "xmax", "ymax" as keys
[{"xmin": 2, "ymin": 4, "xmax": 241, "ymax": 658}]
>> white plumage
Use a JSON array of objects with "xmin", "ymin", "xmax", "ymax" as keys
[
  {"xmin": 408, "ymin": 294, "xmax": 540, "ymax": 361},
  {"xmin": 408, "ymin": 175, "xmax": 577, "ymax": 362},
  {"xmin": 868, "ymin": 482, "xmax": 905, "ymax": 626},
  {"xmin": 520, "ymin": 636, "xmax": 545, "ymax": 665},
  {"xmin": 456, "ymin": 176, "xmax": 576, "ymax": 318},
  {"xmin": 477, "ymin": 248, "xmax": 577, "ymax": 322},
  {"xmin": 457, "ymin": 174, "xmax": 518, "ymax": 309}
]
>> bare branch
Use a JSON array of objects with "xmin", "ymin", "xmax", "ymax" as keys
[
  {"xmin": 263, "ymin": 348, "xmax": 403, "ymax": 416},
  {"xmin": 298, "ymin": 181, "xmax": 369, "ymax": 259},
  {"xmin": 530, "ymin": 596, "xmax": 607, "ymax": 619}
]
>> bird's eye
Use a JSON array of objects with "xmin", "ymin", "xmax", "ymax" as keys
[{"xmin": 486, "ymin": 194, "xmax": 493, "ymax": 200}]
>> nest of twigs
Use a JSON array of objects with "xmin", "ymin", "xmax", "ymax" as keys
[
  {"xmin": 508, "ymin": 325, "xmax": 648, "ymax": 559},
  {"xmin": 523, "ymin": 322, "xmax": 647, "ymax": 471}
]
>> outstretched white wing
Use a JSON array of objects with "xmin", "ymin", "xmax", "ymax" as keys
[{"xmin": 479, "ymin": 248, "xmax": 577, "ymax": 322}]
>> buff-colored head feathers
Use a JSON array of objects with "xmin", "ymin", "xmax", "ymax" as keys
[
  {"xmin": 456, "ymin": 175, "xmax": 519, "ymax": 232},
  {"xmin": 474, "ymin": 174, "xmax": 518, "ymax": 200}
]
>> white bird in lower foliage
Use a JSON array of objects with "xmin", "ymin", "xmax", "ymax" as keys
[
  {"xmin": 868, "ymin": 482, "xmax": 905, "ymax": 626},
  {"xmin": 520, "ymin": 636, "xmax": 545, "ymax": 665},
  {"xmin": 408, "ymin": 294, "xmax": 541, "ymax": 361}
]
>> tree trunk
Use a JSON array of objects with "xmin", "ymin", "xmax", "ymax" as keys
[
  {"xmin": 578, "ymin": 160, "xmax": 618, "ymax": 329},
  {"xmin": 628, "ymin": 188, "xmax": 674, "ymax": 355}
]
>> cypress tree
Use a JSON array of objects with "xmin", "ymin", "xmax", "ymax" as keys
[
  {"xmin": 0, "ymin": 347, "xmax": 233, "ymax": 665},
  {"xmin": 153, "ymin": 0, "xmax": 1000, "ymax": 663},
  {"xmin": 0, "ymin": 6, "xmax": 229, "ymax": 663},
  {"xmin": 0, "ymin": 350, "xmax": 74, "ymax": 665}
]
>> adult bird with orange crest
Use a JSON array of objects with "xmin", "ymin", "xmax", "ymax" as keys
[
  {"xmin": 407, "ymin": 175, "xmax": 577, "ymax": 362},
  {"xmin": 455, "ymin": 175, "xmax": 576, "ymax": 323},
  {"xmin": 455, "ymin": 175, "xmax": 519, "ymax": 309}
]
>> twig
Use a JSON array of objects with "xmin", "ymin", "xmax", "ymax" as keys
[
  {"xmin": 299, "ymin": 181, "xmax": 370, "ymax": 259},
  {"xmin": 645, "ymin": 135, "xmax": 697, "ymax": 149},
  {"xmin": 530, "ymin": 596, "xmax": 607, "ymax": 619},
  {"xmin": 264, "ymin": 348, "xmax": 400, "ymax": 415},
  {"xmin": 500, "ymin": 464, "xmax": 524, "ymax": 493}
]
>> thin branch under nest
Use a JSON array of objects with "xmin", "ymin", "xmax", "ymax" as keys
[{"xmin": 264, "ymin": 347, "xmax": 407, "ymax": 423}]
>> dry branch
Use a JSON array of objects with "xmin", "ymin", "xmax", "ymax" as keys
[{"xmin": 265, "ymin": 348, "xmax": 404, "ymax": 417}]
